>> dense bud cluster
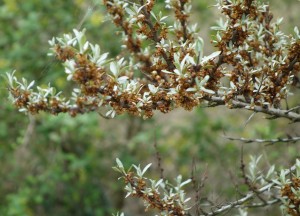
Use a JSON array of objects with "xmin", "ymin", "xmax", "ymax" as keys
[
  {"xmin": 6, "ymin": 0, "xmax": 300, "ymax": 120},
  {"xmin": 281, "ymin": 177, "xmax": 300, "ymax": 216},
  {"xmin": 113, "ymin": 159, "xmax": 191, "ymax": 216}
]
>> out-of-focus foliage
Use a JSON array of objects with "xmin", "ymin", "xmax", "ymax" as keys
[
  {"xmin": 0, "ymin": 1, "xmax": 120, "ymax": 215},
  {"xmin": 0, "ymin": 0, "xmax": 122, "ymax": 82},
  {"xmin": 0, "ymin": 0, "xmax": 299, "ymax": 216}
]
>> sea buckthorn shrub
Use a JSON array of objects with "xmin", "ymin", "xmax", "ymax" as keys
[{"xmin": 5, "ymin": 0, "xmax": 300, "ymax": 215}]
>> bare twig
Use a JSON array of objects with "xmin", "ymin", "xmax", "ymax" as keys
[
  {"xmin": 153, "ymin": 128, "xmax": 164, "ymax": 179},
  {"xmin": 285, "ymin": 105, "xmax": 300, "ymax": 114},
  {"xmin": 15, "ymin": 114, "xmax": 36, "ymax": 163},
  {"xmin": 191, "ymin": 159, "xmax": 208, "ymax": 216},
  {"xmin": 243, "ymin": 112, "xmax": 256, "ymax": 127},
  {"xmin": 244, "ymin": 198, "xmax": 280, "ymax": 208},
  {"xmin": 224, "ymin": 136, "xmax": 300, "ymax": 145},
  {"xmin": 204, "ymin": 95, "xmax": 300, "ymax": 122},
  {"xmin": 22, "ymin": 114, "xmax": 36, "ymax": 148}
]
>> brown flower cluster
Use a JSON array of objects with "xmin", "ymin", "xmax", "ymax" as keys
[
  {"xmin": 6, "ymin": 0, "xmax": 300, "ymax": 120},
  {"xmin": 113, "ymin": 159, "xmax": 191, "ymax": 215},
  {"xmin": 214, "ymin": 0, "xmax": 299, "ymax": 107},
  {"xmin": 123, "ymin": 172, "xmax": 187, "ymax": 215},
  {"xmin": 281, "ymin": 177, "xmax": 300, "ymax": 216}
]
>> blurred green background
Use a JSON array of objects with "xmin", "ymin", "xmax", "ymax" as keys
[{"xmin": 0, "ymin": 0, "xmax": 299, "ymax": 215}]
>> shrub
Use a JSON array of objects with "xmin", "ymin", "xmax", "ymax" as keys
[{"xmin": 5, "ymin": 0, "xmax": 300, "ymax": 215}]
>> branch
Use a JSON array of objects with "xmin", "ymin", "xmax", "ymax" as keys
[
  {"xmin": 286, "ymin": 105, "xmax": 300, "ymax": 113},
  {"xmin": 15, "ymin": 114, "xmax": 36, "ymax": 164},
  {"xmin": 139, "ymin": 0, "xmax": 175, "ymax": 71},
  {"xmin": 224, "ymin": 136, "xmax": 300, "ymax": 145},
  {"xmin": 22, "ymin": 114, "xmax": 36, "ymax": 147},
  {"xmin": 205, "ymin": 96, "xmax": 300, "ymax": 122},
  {"xmin": 6, "ymin": 1, "xmax": 300, "ymax": 122},
  {"xmin": 244, "ymin": 199, "xmax": 280, "ymax": 208},
  {"xmin": 240, "ymin": 147, "xmax": 268, "ymax": 205},
  {"xmin": 203, "ymin": 164, "xmax": 296, "ymax": 216}
]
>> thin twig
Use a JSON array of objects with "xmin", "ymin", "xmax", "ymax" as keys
[
  {"xmin": 224, "ymin": 136, "xmax": 300, "ymax": 145},
  {"xmin": 204, "ymin": 95, "xmax": 300, "ymax": 122},
  {"xmin": 244, "ymin": 198, "xmax": 280, "ymax": 208},
  {"xmin": 203, "ymin": 164, "xmax": 297, "ymax": 216},
  {"xmin": 240, "ymin": 146, "xmax": 268, "ymax": 205},
  {"xmin": 191, "ymin": 159, "xmax": 209, "ymax": 216},
  {"xmin": 16, "ymin": 114, "xmax": 36, "ymax": 163},
  {"xmin": 285, "ymin": 105, "xmax": 300, "ymax": 114},
  {"xmin": 22, "ymin": 114, "xmax": 36, "ymax": 147},
  {"xmin": 153, "ymin": 128, "xmax": 164, "ymax": 180},
  {"xmin": 243, "ymin": 112, "xmax": 256, "ymax": 127}
]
